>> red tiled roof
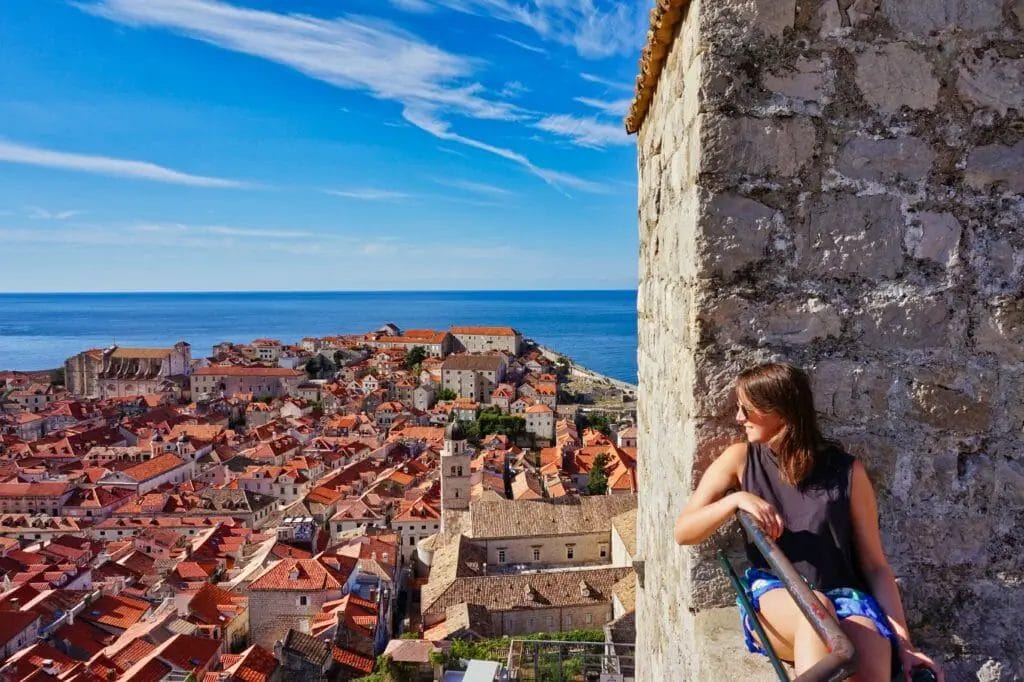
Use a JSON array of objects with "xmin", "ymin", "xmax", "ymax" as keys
[
  {"xmin": 331, "ymin": 645, "xmax": 374, "ymax": 674},
  {"xmin": 248, "ymin": 558, "xmax": 346, "ymax": 592},
  {"xmin": 81, "ymin": 593, "xmax": 150, "ymax": 631},
  {"xmin": 0, "ymin": 610, "xmax": 40, "ymax": 647},
  {"xmin": 120, "ymin": 453, "xmax": 187, "ymax": 482},
  {"xmin": 450, "ymin": 326, "xmax": 518, "ymax": 336},
  {"xmin": 156, "ymin": 633, "xmax": 221, "ymax": 671},
  {"xmin": 193, "ymin": 367, "xmax": 302, "ymax": 377}
]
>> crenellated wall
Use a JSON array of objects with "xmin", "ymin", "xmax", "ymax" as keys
[{"xmin": 633, "ymin": 1, "xmax": 1023, "ymax": 679}]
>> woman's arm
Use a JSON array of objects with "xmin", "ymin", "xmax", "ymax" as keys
[
  {"xmin": 674, "ymin": 442, "xmax": 783, "ymax": 545},
  {"xmin": 850, "ymin": 460, "xmax": 944, "ymax": 681}
]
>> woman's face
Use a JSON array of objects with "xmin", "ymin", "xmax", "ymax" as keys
[{"xmin": 735, "ymin": 389, "xmax": 786, "ymax": 444}]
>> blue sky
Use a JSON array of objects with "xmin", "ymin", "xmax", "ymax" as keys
[{"xmin": 0, "ymin": 0, "xmax": 645, "ymax": 292}]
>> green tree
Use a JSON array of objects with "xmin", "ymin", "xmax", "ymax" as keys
[
  {"xmin": 333, "ymin": 349, "xmax": 346, "ymax": 367},
  {"xmin": 587, "ymin": 453, "xmax": 609, "ymax": 495},
  {"xmin": 437, "ymin": 388, "xmax": 457, "ymax": 401},
  {"xmin": 50, "ymin": 367, "xmax": 66, "ymax": 387},
  {"xmin": 583, "ymin": 413, "xmax": 611, "ymax": 436},
  {"xmin": 405, "ymin": 346, "xmax": 427, "ymax": 370}
]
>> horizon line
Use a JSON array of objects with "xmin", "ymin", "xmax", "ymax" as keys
[{"xmin": 0, "ymin": 288, "xmax": 639, "ymax": 295}]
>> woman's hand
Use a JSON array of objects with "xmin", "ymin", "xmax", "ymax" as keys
[
  {"xmin": 733, "ymin": 491, "xmax": 784, "ymax": 541},
  {"xmin": 899, "ymin": 644, "xmax": 944, "ymax": 682}
]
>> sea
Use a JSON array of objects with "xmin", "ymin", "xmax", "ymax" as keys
[{"xmin": 0, "ymin": 291, "xmax": 639, "ymax": 384}]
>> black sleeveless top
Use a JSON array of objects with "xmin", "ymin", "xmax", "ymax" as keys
[{"xmin": 741, "ymin": 441, "xmax": 865, "ymax": 592}]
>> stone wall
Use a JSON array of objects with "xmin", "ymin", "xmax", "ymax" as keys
[{"xmin": 635, "ymin": 1, "xmax": 1023, "ymax": 680}]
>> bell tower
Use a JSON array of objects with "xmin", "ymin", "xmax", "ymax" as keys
[{"xmin": 440, "ymin": 421, "xmax": 471, "ymax": 530}]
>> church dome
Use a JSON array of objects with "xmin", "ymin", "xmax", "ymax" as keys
[{"xmin": 444, "ymin": 421, "xmax": 466, "ymax": 442}]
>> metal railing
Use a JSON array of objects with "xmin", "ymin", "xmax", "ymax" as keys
[{"xmin": 722, "ymin": 510, "xmax": 857, "ymax": 682}]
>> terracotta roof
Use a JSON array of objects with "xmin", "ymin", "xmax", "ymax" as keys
[
  {"xmin": 111, "ymin": 347, "xmax": 173, "ymax": 359},
  {"xmin": 111, "ymin": 638, "xmax": 156, "ymax": 672},
  {"xmin": 331, "ymin": 645, "xmax": 374, "ymax": 674},
  {"xmin": 220, "ymin": 644, "xmax": 278, "ymax": 682},
  {"xmin": 81, "ymin": 593, "xmax": 150, "ymax": 631},
  {"xmin": 424, "ymin": 566, "xmax": 633, "ymax": 616},
  {"xmin": 0, "ymin": 481, "xmax": 71, "ymax": 497},
  {"xmin": 0, "ymin": 610, "xmax": 40, "ymax": 647},
  {"xmin": 193, "ymin": 367, "xmax": 302, "ymax": 377},
  {"xmin": 156, "ymin": 633, "xmax": 221, "ymax": 671},
  {"xmin": 469, "ymin": 495, "xmax": 637, "ymax": 538},
  {"xmin": 450, "ymin": 326, "xmax": 518, "ymax": 336},
  {"xmin": 626, "ymin": 0, "xmax": 693, "ymax": 134},
  {"xmin": 441, "ymin": 354, "xmax": 506, "ymax": 371},
  {"xmin": 248, "ymin": 558, "xmax": 347, "ymax": 591},
  {"xmin": 119, "ymin": 453, "xmax": 187, "ymax": 482}
]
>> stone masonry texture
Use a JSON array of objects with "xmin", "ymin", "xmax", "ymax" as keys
[{"xmin": 635, "ymin": 1, "xmax": 1023, "ymax": 680}]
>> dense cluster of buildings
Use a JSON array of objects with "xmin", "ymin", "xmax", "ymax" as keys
[{"xmin": 0, "ymin": 323, "xmax": 637, "ymax": 680}]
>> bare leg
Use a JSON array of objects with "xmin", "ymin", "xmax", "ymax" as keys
[
  {"xmin": 840, "ymin": 616, "xmax": 892, "ymax": 682},
  {"xmin": 754, "ymin": 588, "xmax": 835, "ymax": 672}
]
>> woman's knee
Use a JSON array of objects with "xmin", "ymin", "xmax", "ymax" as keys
[{"xmin": 795, "ymin": 590, "xmax": 837, "ymax": 630}]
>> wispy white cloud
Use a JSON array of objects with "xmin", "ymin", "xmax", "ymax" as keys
[
  {"xmin": 0, "ymin": 139, "xmax": 248, "ymax": 188},
  {"xmin": 323, "ymin": 188, "xmax": 415, "ymax": 201},
  {"xmin": 434, "ymin": 178, "xmax": 513, "ymax": 197},
  {"xmin": 389, "ymin": 0, "xmax": 435, "ymax": 12},
  {"xmin": 77, "ymin": 0, "xmax": 519, "ymax": 123},
  {"xmin": 581, "ymin": 72, "xmax": 633, "ymax": 91},
  {"xmin": 535, "ymin": 114, "xmax": 631, "ymax": 149},
  {"xmin": 24, "ymin": 206, "xmax": 84, "ymax": 220},
  {"xmin": 419, "ymin": 0, "xmax": 647, "ymax": 59},
  {"xmin": 402, "ymin": 106, "xmax": 607, "ymax": 194},
  {"xmin": 133, "ymin": 221, "xmax": 315, "ymax": 238},
  {"xmin": 76, "ymin": 0, "xmax": 606, "ymax": 193},
  {"xmin": 495, "ymin": 33, "xmax": 546, "ymax": 55},
  {"xmin": 499, "ymin": 80, "xmax": 529, "ymax": 99},
  {"xmin": 575, "ymin": 96, "xmax": 632, "ymax": 117}
]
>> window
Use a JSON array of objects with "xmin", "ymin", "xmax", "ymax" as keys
[
  {"xmin": 421, "ymin": 525, "xmax": 427, "ymax": 530},
  {"xmin": 532, "ymin": 548, "xmax": 541, "ymax": 562},
  {"xmin": 600, "ymin": 544, "xmax": 608, "ymax": 559},
  {"xmin": 586, "ymin": 614, "xmax": 593, "ymax": 624},
  {"xmin": 497, "ymin": 549, "xmax": 507, "ymax": 563},
  {"xmin": 299, "ymin": 596, "xmax": 308, "ymax": 606},
  {"xmin": 454, "ymin": 489, "xmax": 459, "ymax": 498},
  {"xmin": 450, "ymin": 466, "xmax": 457, "ymax": 476},
  {"xmin": 566, "ymin": 545, "xmax": 574, "ymax": 560}
]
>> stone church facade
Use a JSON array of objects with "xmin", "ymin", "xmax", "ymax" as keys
[{"xmin": 628, "ymin": 1, "xmax": 1023, "ymax": 679}]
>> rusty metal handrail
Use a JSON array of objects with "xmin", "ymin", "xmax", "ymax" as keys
[{"xmin": 736, "ymin": 510, "xmax": 858, "ymax": 682}]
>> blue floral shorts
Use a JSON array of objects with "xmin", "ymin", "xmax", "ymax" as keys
[{"xmin": 736, "ymin": 568, "xmax": 897, "ymax": 656}]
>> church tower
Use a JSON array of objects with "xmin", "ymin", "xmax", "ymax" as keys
[{"xmin": 440, "ymin": 421, "xmax": 471, "ymax": 529}]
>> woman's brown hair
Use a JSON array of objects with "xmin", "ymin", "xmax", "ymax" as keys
[{"xmin": 736, "ymin": 362, "xmax": 824, "ymax": 486}]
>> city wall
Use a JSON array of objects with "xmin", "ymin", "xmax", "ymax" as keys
[{"xmin": 632, "ymin": 1, "xmax": 1024, "ymax": 679}]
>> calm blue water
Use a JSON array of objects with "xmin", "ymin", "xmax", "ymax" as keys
[{"xmin": 0, "ymin": 291, "xmax": 638, "ymax": 383}]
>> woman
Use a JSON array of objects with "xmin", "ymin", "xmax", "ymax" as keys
[{"xmin": 674, "ymin": 363, "xmax": 942, "ymax": 681}]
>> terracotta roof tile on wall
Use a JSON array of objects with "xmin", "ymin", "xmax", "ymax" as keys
[
  {"xmin": 469, "ymin": 495, "xmax": 637, "ymax": 538},
  {"xmin": 625, "ymin": 0, "xmax": 694, "ymax": 134}
]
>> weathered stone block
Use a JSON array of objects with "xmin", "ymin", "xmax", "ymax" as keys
[
  {"xmin": 858, "ymin": 293, "xmax": 952, "ymax": 348},
  {"xmin": 905, "ymin": 211, "xmax": 961, "ymax": 265},
  {"xmin": 811, "ymin": 359, "xmax": 890, "ymax": 422},
  {"xmin": 797, "ymin": 193, "xmax": 905, "ymax": 279},
  {"xmin": 975, "ymin": 296, "xmax": 1024, "ymax": 362},
  {"xmin": 702, "ymin": 115, "xmax": 817, "ymax": 177},
  {"xmin": 958, "ymin": 51, "xmax": 1024, "ymax": 117},
  {"xmin": 698, "ymin": 192, "xmax": 777, "ymax": 278},
  {"xmin": 911, "ymin": 382, "xmax": 992, "ymax": 431},
  {"xmin": 882, "ymin": 0, "xmax": 1005, "ymax": 36},
  {"xmin": 809, "ymin": 0, "xmax": 878, "ymax": 36},
  {"xmin": 835, "ymin": 135, "xmax": 935, "ymax": 183},
  {"xmin": 703, "ymin": 294, "xmax": 842, "ymax": 346},
  {"xmin": 854, "ymin": 43, "xmax": 939, "ymax": 114},
  {"xmin": 965, "ymin": 141, "xmax": 1024, "ymax": 194},
  {"xmin": 763, "ymin": 57, "xmax": 833, "ymax": 103}
]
